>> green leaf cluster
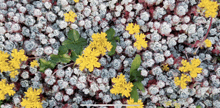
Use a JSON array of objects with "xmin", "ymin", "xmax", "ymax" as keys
[
  {"xmin": 39, "ymin": 29, "xmax": 87, "ymax": 72},
  {"xmin": 196, "ymin": 105, "xmax": 201, "ymax": 108},
  {"xmin": 106, "ymin": 28, "xmax": 120, "ymax": 56},
  {"xmin": 0, "ymin": 100, "xmax": 2, "ymax": 106},
  {"xmin": 130, "ymin": 54, "xmax": 145, "ymax": 102}
]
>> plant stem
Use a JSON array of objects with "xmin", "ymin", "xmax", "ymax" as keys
[
  {"xmin": 202, "ymin": 18, "xmax": 212, "ymax": 42},
  {"xmin": 193, "ymin": 17, "xmax": 212, "ymax": 54}
]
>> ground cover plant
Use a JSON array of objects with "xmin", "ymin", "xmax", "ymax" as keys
[{"xmin": 0, "ymin": 0, "xmax": 220, "ymax": 108}]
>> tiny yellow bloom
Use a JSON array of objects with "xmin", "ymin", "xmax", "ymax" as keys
[
  {"xmin": 174, "ymin": 102, "xmax": 181, "ymax": 108},
  {"xmin": 164, "ymin": 100, "xmax": 172, "ymax": 107},
  {"xmin": 127, "ymin": 98, "xmax": 144, "ymax": 108},
  {"xmin": 30, "ymin": 60, "xmax": 39, "ymax": 68},
  {"xmin": 204, "ymin": 39, "xmax": 212, "ymax": 48},
  {"xmin": 74, "ymin": 0, "xmax": 79, "ymax": 3},
  {"xmin": 161, "ymin": 64, "xmax": 169, "ymax": 71}
]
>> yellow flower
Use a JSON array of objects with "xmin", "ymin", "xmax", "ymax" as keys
[
  {"xmin": 64, "ymin": 10, "xmax": 77, "ymax": 23},
  {"xmin": 174, "ymin": 74, "xmax": 191, "ymax": 89},
  {"xmin": 134, "ymin": 33, "xmax": 148, "ymax": 50},
  {"xmin": 204, "ymin": 39, "xmax": 212, "ymax": 48},
  {"xmin": 10, "ymin": 70, "xmax": 19, "ymax": 78},
  {"xmin": 75, "ymin": 32, "xmax": 112, "ymax": 72},
  {"xmin": 0, "ymin": 49, "xmax": 27, "ymax": 79},
  {"xmin": 8, "ymin": 58, "xmax": 21, "ymax": 70},
  {"xmin": 198, "ymin": 0, "xmax": 219, "ymax": 18},
  {"xmin": 90, "ymin": 32, "xmax": 113, "ymax": 55},
  {"xmin": 161, "ymin": 64, "xmax": 169, "ymax": 71},
  {"xmin": 121, "ymin": 82, "xmax": 134, "ymax": 97},
  {"xmin": 110, "ymin": 74, "xmax": 134, "ymax": 97},
  {"xmin": 174, "ymin": 102, "xmax": 181, "ymax": 108},
  {"xmin": 127, "ymin": 98, "xmax": 144, "ymax": 108},
  {"xmin": 74, "ymin": 0, "xmax": 79, "ymax": 3},
  {"xmin": 179, "ymin": 58, "xmax": 202, "ymax": 78},
  {"xmin": 112, "ymin": 74, "xmax": 126, "ymax": 85},
  {"xmin": 21, "ymin": 87, "xmax": 43, "ymax": 108},
  {"xmin": 164, "ymin": 100, "xmax": 172, "ymax": 107},
  {"xmin": 11, "ymin": 49, "xmax": 28, "ymax": 62},
  {"xmin": 30, "ymin": 60, "xmax": 39, "ymax": 68},
  {"xmin": 126, "ymin": 23, "xmax": 140, "ymax": 35},
  {"xmin": 0, "ymin": 79, "xmax": 15, "ymax": 100},
  {"xmin": 75, "ymin": 47, "xmax": 101, "ymax": 72}
]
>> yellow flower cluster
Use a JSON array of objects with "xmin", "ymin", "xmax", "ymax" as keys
[
  {"xmin": 90, "ymin": 32, "xmax": 113, "ymax": 56},
  {"xmin": 127, "ymin": 98, "xmax": 144, "ymax": 108},
  {"xmin": 76, "ymin": 46, "xmax": 101, "ymax": 72},
  {"xmin": 0, "ymin": 79, "xmax": 15, "ymax": 100},
  {"xmin": 179, "ymin": 58, "xmax": 202, "ymax": 78},
  {"xmin": 110, "ymin": 74, "xmax": 134, "ymax": 98},
  {"xmin": 164, "ymin": 100, "xmax": 172, "ymax": 107},
  {"xmin": 204, "ymin": 39, "xmax": 212, "ymax": 48},
  {"xmin": 164, "ymin": 100, "xmax": 181, "ymax": 108},
  {"xmin": 30, "ymin": 60, "xmax": 39, "ymax": 68},
  {"xmin": 126, "ymin": 23, "xmax": 148, "ymax": 50},
  {"xmin": 126, "ymin": 23, "xmax": 140, "ymax": 35},
  {"xmin": 175, "ymin": 58, "xmax": 202, "ymax": 89},
  {"xmin": 134, "ymin": 33, "xmax": 148, "ymax": 50},
  {"xmin": 174, "ymin": 74, "xmax": 191, "ymax": 89},
  {"xmin": 64, "ymin": 10, "xmax": 77, "ymax": 23},
  {"xmin": 21, "ymin": 87, "xmax": 43, "ymax": 108},
  {"xmin": 198, "ymin": 0, "xmax": 219, "ymax": 18},
  {"xmin": 173, "ymin": 102, "xmax": 181, "ymax": 108},
  {"xmin": 76, "ymin": 32, "xmax": 112, "ymax": 72},
  {"xmin": 0, "ymin": 49, "xmax": 28, "ymax": 78}
]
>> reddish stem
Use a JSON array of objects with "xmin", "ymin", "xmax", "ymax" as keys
[
  {"xmin": 202, "ymin": 18, "xmax": 212, "ymax": 42},
  {"xmin": 193, "ymin": 18, "xmax": 212, "ymax": 54}
]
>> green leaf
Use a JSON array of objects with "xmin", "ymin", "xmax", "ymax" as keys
[
  {"xmin": 0, "ymin": 100, "xmax": 3, "ymax": 106},
  {"xmin": 62, "ymin": 39, "xmax": 74, "ymax": 46},
  {"xmin": 130, "ymin": 74, "xmax": 136, "ymax": 81},
  {"xmin": 75, "ymin": 38, "xmax": 87, "ymax": 46},
  {"xmin": 39, "ymin": 58, "xmax": 48, "ymax": 72},
  {"xmin": 196, "ymin": 105, "xmax": 201, "ymax": 108},
  {"xmin": 50, "ymin": 54, "xmax": 60, "ymax": 63},
  {"xmin": 58, "ymin": 45, "xmax": 68, "ymax": 55},
  {"xmin": 108, "ymin": 40, "xmax": 116, "ymax": 56},
  {"xmin": 62, "ymin": 37, "xmax": 87, "ymax": 55},
  {"xmin": 134, "ymin": 81, "xmax": 145, "ymax": 92},
  {"xmin": 71, "ymin": 51, "xmax": 78, "ymax": 61},
  {"xmin": 130, "ymin": 86, "xmax": 139, "ymax": 102},
  {"xmin": 50, "ymin": 54, "xmax": 71, "ymax": 64},
  {"xmin": 39, "ymin": 59, "xmax": 56, "ymax": 72},
  {"xmin": 114, "ymin": 36, "xmax": 120, "ymax": 42},
  {"xmin": 74, "ymin": 46, "xmax": 84, "ymax": 55},
  {"xmin": 68, "ymin": 29, "xmax": 80, "ymax": 41},
  {"xmin": 106, "ymin": 28, "xmax": 115, "ymax": 41},
  {"xmin": 137, "ymin": 76, "xmax": 144, "ymax": 82},
  {"xmin": 130, "ymin": 54, "xmax": 141, "ymax": 73},
  {"xmin": 60, "ymin": 54, "xmax": 71, "ymax": 63}
]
